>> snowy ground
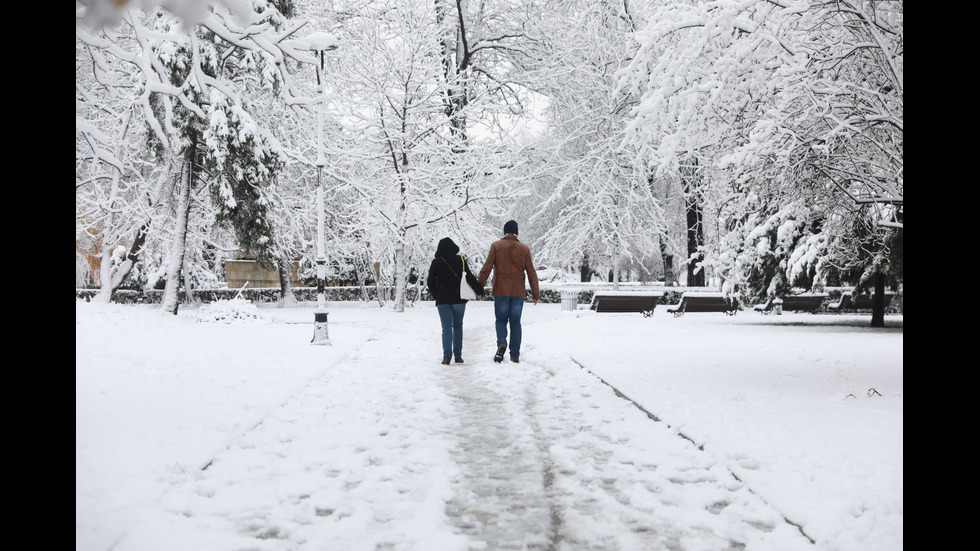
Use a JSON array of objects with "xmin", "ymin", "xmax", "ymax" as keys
[{"xmin": 75, "ymin": 298, "xmax": 902, "ymax": 551}]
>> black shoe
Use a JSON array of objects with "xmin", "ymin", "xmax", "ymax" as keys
[
  {"xmin": 441, "ymin": 359, "xmax": 450, "ymax": 365},
  {"xmin": 494, "ymin": 343, "xmax": 507, "ymax": 363},
  {"xmin": 455, "ymin": 357, "xmax": 464, "ymax": 364},
  {"xmin": 511, "ymin": 357, "xmax": 519, "ymax": 363}
]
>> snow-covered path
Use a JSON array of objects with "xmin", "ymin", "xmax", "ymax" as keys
[
  {"xmin": 104, "ymin": 308, "xmax": 814, "ymax": 551},
  {"xmin": 438, "ymin": 351, "xmax": 560, "ymax": 549},
  {"xmin": 78, "ymin": 300, "xmax": 901, "ymax": 551},
  {"xmin": 437, "ymin": 333, "xmax": 815, "ymax": 550}
]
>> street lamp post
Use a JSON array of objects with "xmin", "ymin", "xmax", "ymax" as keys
[{"xmin": 307, "ymin": 32, "xmax": 339, "ymax": 346}]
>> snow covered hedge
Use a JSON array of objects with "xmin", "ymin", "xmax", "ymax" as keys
[
  {"xmin": 76, "ymin": 286, "xmax": 426, "ymax": 304},
  {"xmin": 75, "ymin": 288, "xmax": 691, "ymax": 307}
]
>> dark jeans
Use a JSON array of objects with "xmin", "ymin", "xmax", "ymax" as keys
[
  {"xmin": 437, "ymin": 302, "xmax": 467, "ymax": 361},
  {"xmin": 493, "ymin": 296, "xmax": 525, "ymax": 359}
]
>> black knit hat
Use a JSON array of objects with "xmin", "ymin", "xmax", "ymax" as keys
[{"xmin": 503, "ymin": 220, "xmax": 519, "ymax": 235}]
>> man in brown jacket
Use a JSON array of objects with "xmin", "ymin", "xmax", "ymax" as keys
[{"xmin": 477, "ymin": 220, "xmax": 540, "ymax": 363}]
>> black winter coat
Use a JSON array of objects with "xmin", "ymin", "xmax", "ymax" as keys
[{"xmin": 427, "ymin": 237, "xmax": 483, "ymax": 305}]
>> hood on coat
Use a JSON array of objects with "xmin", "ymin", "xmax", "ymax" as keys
[{"xmin": 435, "ymin": 237, "xmax": 460, "ymax": 259}]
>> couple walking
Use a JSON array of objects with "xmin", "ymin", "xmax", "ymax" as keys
[{"xmin": 426, "ymin": 220, "xmax": 540, "ymax": 365}]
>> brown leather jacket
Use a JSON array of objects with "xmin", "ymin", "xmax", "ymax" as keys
[{"xmin": 477, "ymin": 235, "xmax": 540, "ymax": 301}]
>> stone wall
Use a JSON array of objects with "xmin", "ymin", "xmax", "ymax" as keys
[{"xmin": 224, "ymin": 260, "xmax": 307, "ymax": 289}]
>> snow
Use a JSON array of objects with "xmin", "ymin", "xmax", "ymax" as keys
[
  {"xmin": 76, "ymin": 298, "xmax": 902, "ymax": 551},
  {"xmin": 592, "ymin": 290, "xmax": 664, "ymax": 297},
  {"xmin": 304, "ymin": 31, "xmax": 341, "ymax": 52}
]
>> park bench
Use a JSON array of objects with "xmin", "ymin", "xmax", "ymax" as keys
[
  {"xmin": 826, "ymin": 292, "xmax": 895, "ymax": 313},
  {"xmin": 753, "ymin": 293, "xmax": 828, "ymax": 314},
  {"xmin": 589, "ymin": 291, "xmax": 664, "ymax": 317},
  {"xmin": 665, "ymin": 292, "xmax": 739, "ymax": 317}
]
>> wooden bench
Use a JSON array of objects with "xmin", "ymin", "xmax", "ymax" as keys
[
  {"xmin": 826, "ymin": 292, "xmax": 895, "ymax": 313},
  {"xmin": 590, "ymin": 291, "xmax": 663, "ymax": 317},
  {"xmin": 665, "ymin": 292, "xmax": 739, "ymax": 317},
  {"xmin": 753, "ymin": 293, "xmax": 828, "ymax": 314}
]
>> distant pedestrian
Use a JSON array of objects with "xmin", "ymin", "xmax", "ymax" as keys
[
  {"xmin": 426, "ymin": 237, "xmax": 484, "ymax": 365},
  {"xmin": 477, "ymin": 220, "xmax": 540, "ymax": 363}
]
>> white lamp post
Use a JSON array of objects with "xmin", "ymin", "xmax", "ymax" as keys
[{"xmin": 307, "ymin": 32, "xmax": 339, "ymax": 346}]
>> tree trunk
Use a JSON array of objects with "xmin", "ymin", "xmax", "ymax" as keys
[
  {"xmin": 277, "ymin": 257, "xmax": 296, "ymax": 306},
  {"xmin": 182, "ymin": 253, "xmax": 195, "ymax": 305},
  {"xmin": 393, "ymin": 233, "xmax": 407, "ymax": 313},
  {"xmin": 161, "ymin": 161, "xmax": 193, "ymax": 315},
  {"xmin": 373, "ymin": 262, "xmax": 386, "ymax": 307},
  {"xmin": 392, "ymin": 164, "xmax": 409, "ymax": 312},
  {"xmin": 92, "ymin": 159, "xmax": 170, "ymax": 304},
  {"xmin": 354, "ymin": 255, "xmax": 371, "ymax": 303},
  {"xmin": 611, "ymin": 256, "xmax": 621, "ymax": 291},
  {"xmin": 278, "ymin": 260, "xmax": 289, "ymax": 298},
  {"xmin": 681, "ymin": 157, "xmax": 705, "ymax": 287},
  {"xmin": 659, "ymin": 236, "xmax": 676, "ymax": 286},
  {"xmin": 580, "ymin": 252, "xmax": 592, "ymax": 282},
  {"xmin": 870, "ymin": 272, "xmax": 886, "ymax": 328},
  {"xmin": 92, "ymin": 113, "xmax": 137, "ymax": 305},
  {"xmin": 93, "ymin": 221, "xmax": 150, "ymax": 303},
  {"xmin": 436, "ymin": 0, "xmax": 469, "ymax": 149}
]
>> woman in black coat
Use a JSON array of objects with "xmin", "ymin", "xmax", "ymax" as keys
[{"xmin": 426, "ymin": 237, "xmax": 483, "ymax": 364}]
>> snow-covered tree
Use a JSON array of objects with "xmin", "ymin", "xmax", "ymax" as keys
[
  {"xmin": 76, "ymin": 14, "xmax": 179, "ymax": 301},
  {"xmin": 77, "ymin": 0, "xmax": 316, "ymax": 312},
  {"xmin": 293, "ymin": 0, "xmax": 538, "ymax": 312},
  {"xmin": 78, "ymin": 0, "xmax": 902, "ymax": 327},
  {"xmin": 507, "ymin": 0, "xmax": 669, "ymax": 289},
  {"xmin": 150, "ymin": 10, "xmax": 291, "ymax": 313},
  {"xmin": 620, "ymin": 0, "xmax": 902, "ymax": 322}
]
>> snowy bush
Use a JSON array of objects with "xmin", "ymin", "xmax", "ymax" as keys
[{"xmin": 195, "ymin": 297, "xmax": 262, "ymax": 323}]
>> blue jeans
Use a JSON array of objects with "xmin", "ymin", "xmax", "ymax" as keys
[
  {"xmin": 494, "ymin": 296, "xmax": 525, "ymax": 359},
  {"xmin": 437, "ymin": 303, "xmax": 467, "ymax": 361}
]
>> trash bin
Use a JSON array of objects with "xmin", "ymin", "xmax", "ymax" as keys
[
  {"xmin": 560, "ymin": 290, "xmax": 579, "ymax": 311},
  {"xmin": 773, "ymin": 298, "xmax": 783, "ymax": 315}
]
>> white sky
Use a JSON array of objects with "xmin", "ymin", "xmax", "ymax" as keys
[{"xmin": 76, "ymin": 294, "xmax": 902, "ymax": 550}]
